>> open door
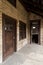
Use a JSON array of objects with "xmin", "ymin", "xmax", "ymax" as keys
[
  {"xmin": 2, "ymin": 14, "xmax": 17, "ymax": 60},
  {"xmin": 30, "ymin": 20, "xmax": 40, "ymax": 44}
]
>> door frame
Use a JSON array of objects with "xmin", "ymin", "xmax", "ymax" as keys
[
  {"xmin": 2, "ymin": 13, "xmax": 17, "ymax": 61},
  {"xmin": 30, "ymin": 19, "xmax": 41, "ymax": 45}
]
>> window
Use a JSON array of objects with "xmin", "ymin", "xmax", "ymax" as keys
[
  {"xmin": 7, "ymin": 0, "xmax": 16, "ymax": 7},
  {"xmin": 19, "ymin": 21, "xmax": 26, "ymax": 40}
]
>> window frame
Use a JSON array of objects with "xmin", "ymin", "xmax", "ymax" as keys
[{"xmin": 19, "ymin": 21, "xmax": 26, "ymax": 40}]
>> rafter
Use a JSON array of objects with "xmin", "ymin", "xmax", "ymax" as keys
[{"xmin": 19, "ymin": 0, "xmax": 43, "ymax": 17}]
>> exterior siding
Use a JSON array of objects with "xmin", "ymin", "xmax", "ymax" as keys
[
  {"xmin": 40, "ymin": 19, "xmax": 43, "ymax": 45},
  {"xmin": 0, "ymin": 0, "xmax": 2, "ymax": 63},
  {"xmin": 0, "ymin": 12, "xmax": 2, "ymax": 63},
  {"xmin": 28, "ymin": 12, "xmax": 43, "ymax": 45},
  {"xmin": 2, "ymin": 0, "xmax": 28, "ymax": 51},
  {"xmin": 0, "ymin": 0, "xmax": 43, "ymax": 63},
  {"xmin": 17, "ymin": 0, "xmax": 28, "ymax": 50},
  {"xmin": 1, "ymin": 0, "xmax": 29, "ymax": 62}
]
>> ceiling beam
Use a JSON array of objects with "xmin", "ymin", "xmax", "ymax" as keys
[{"xmin": 19, "ymin": 0, "xmax": 43, "ymax": 17}]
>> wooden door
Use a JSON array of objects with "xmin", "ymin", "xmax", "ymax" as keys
[{"xmin": 2, "ymin": 14, "xmax": 17, "ymax": 60}]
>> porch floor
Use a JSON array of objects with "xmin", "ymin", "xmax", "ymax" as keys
[{"xmin": 1, "ymin": 43, "xmax": 43, "ymax": 65}]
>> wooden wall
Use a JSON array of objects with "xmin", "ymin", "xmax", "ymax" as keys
[
  {"xmin": 0, "ymin": 0, "xmax": 2, "ymax": 63},
  {"xmin": 40, "ymin": 18, "xmax": 43, "ymax": 45},
  {"xmin": 2, "ymin": 0, "xmax": 29, "ymax": 50},
  {"xmin": 28, "ymin": 12, "xmax": 43, "ymax": 45},
  {"xmin": 0, "ymin": 0, "xmax": 43, "ymax": 63},
  {"xmin": 0, "ymin": 0, "xmax": 29, "ymax": 62}
]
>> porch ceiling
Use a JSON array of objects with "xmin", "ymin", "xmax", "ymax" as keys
[{"xmin": 19, "ymin": 0, "xmax": 43, "ymax": 17}]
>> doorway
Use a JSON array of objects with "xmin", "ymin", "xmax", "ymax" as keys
[
  {"xmin": 30, "ymin": 20, "xmax": 40, "ymax": 44},
  {"xmin": 2, "ymin": 14, "xmax": 17, "ymax": 60},
  {"xmin": 32, "ymin": 34, "xmax": 38, "ymax": 43}
]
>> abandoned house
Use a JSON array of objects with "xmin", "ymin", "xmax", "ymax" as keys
[{"xmin": 0, "ymin": 0, "xmax": 43, "ymax": 64}]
